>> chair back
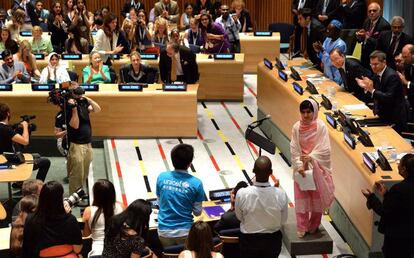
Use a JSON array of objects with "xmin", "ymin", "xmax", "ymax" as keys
[
  {"xmin": 39, "ymin": 244, "xmax": 76, "ymax": 258},
  {"xmin": 268, "ymin": 23, "xmax": 295, "ymax": 43}
]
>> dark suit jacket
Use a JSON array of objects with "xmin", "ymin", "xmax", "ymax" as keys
[
  {"xmin": 154, "ymin": 0, "xmax": 179, "ymax": 23},
  {"xmin": 159, "ymin": 46, "xmax": 199, "ymax": 84},
  {"xmin": 339, "ymin": 0, "xmax": 367, "ymax": 29},
  {"xmin": 344, "ymin": 57, "xmax": 372, "ymax": 101},
  {"xmin": 214, "ymin": 210, "xmax": 240, "ymax": 233},
  {"xmin": 121, "ymin": 0, "xmax": 145, "ymax": 17},
  {"xmin": 376, "ymin": 31, "xmax": 414, "ymax": 70},
  {"xmin": 306, "ymin": 18, "xmax": 326, "ymax": 67},
  {"xmin": 372, "ymin": 66, "xmax": 407, "ymax": 132},
  {"xmin": 366, "ymin": 176, "xmax": 414, "ymax": 239},
  {"xmin": 360, "ymin": 16, "xmax": 391, "ymax": 69},
  {"xmin": 120, "ymin": 63, "xmax": 158, "ymax": 84},
  {"xmin": 292, "ymin": 0, "xmax": 318, "ymax": 21},
  {"xmin": 12, "ymin": 0, "xmax": 39, "ymax": 26},
  {"xmin": 315, "ymin": 0, "xmax": 341, "ymax": 25},
  {"xmin": 405, "ymin": 64, "xmax": 414, "ymax": 109}
]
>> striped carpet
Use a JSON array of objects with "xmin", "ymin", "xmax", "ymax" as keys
[{"xmin": 98, "ymin": 75, "xmax": 353, "ymax": 257}]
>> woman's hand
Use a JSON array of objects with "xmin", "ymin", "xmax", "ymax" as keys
[
  {"xmin": 113, "ymin": 45, "xmax": 124, "ymax": 54},
  {"xmin": 375, "ymin": 182, "xmax": 387, "ymax": 197},
  {"xmin": 298, "ymin": 167, "xmax": 306, "ymax": 178}
]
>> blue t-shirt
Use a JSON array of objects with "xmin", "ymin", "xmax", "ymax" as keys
[{"xmin": 156, "ymin": 171, "xmax": 205, "ymax": 235}]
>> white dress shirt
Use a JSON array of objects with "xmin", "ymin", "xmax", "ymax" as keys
[{"xmin": 235, "ymin": 182, "xmax": 288, "ymax": 234}]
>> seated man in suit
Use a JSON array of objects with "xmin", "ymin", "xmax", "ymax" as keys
[
  {"xmin": 376, "ymin": 16, "xmax": 414, "ymax": 70},
  {"xmin": 120, "ymin": 51, "xmax": 158, "ymax": 83},
  {"xmin": 356, "ymin": 2, "xmax": 390, "ymax": 70},
  {"xmin": 297, "ymin": 8, "xmax": 326, "ymax": 69},
  {"xmin": 159, "ymin": 42, "xmax": 198, "ymax": 84},
  {"xmin": 154, "ymin": 0, "xmax": 179, "ymax": 24},
  {"xmin": 356, "ymin": 50, "xmax": 408, "ymax": 134},
  {"xmin": 0, "ymin": 49, "xmax": 31, "ymax": 84},
  {"xmin": 330, "ymin": 48, "xmax": 372, "ymax": 101},
  {"xmin": 398, "ymin": 44, "xmax": 414, "ymax": 120}
]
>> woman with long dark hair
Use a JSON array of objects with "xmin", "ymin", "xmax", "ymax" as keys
[
  {"xmin": 199, "ymin": 12, "xmax": 230, "ymax": 53},
  {"xmin": 39, "ymin": 52, "xmax": 70, "ymax": 84},
  {"xmin": 48, "ymin": 0, "xmax": 68, "ymax": 53},
  {"xmin": 21, "ymin": 181, "xmax": 82, "ymax": 257},
  {"xmin": 0, "ymin": 27, "xmax": 19, "ymax": 54},
  {"xmin": 194, "ymin": 0, "xmax": 214, "ymax": 16},
  {"xmin": 73, "ymin": 0, "xmax": 93, "ymax": 44},
  {"xmin": 102, "ymin": 199, "xmax": 152, "ymax": 258},
  {"xmin": 92, "ymin": 13, "xmax": 124, "ymax": 64},
  {"xmin": 83, "ymin": 179, "xmax": 123, "ymax": 257},
  {"xmin": 179, "ymin": 221, "xmax": 223, "ymax": 258},
  {"xmin": 64, "ymin": 24, "xmax": 89, "ymax": 54}
]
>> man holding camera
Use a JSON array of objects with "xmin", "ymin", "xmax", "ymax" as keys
[
  {"xmin": 0, "ymin": 102, "xmax": 50, "ymax": 185},
  {"xmin": 66, "ymin": 82, "xmax": 101, "ymax": 194}
]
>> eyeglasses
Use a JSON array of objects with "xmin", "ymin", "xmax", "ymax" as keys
[{"xmin": 368, "ymin": 9, "xmax": 378, "ymax": 13}]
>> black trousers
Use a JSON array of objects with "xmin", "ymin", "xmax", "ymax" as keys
[
  {"xmin": 32, "ymin": 153, "xmax": 50, "ymax": 182},
  {"xmin": 383, "ymin": 235, "xmax": 414, "ymax": 258},
  {"xmin": 239, "ymin": 231, "xmax": 282, "ymax": 258}
]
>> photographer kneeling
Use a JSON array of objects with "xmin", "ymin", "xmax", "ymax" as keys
[
  {"xmin": 66, "ymin": 82, "xmax": 101, "ymax": 194},
  {"xmin": 0, "ymin": 103, "xmax": 50, "ymax": 185}
]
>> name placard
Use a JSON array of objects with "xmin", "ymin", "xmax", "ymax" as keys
[
  {"xmin": 20, "ymin": 31, "xmax": 32, "ymax": 36},
  {"xmin": 263, "ymin": 58, "xmax": 273, "ymax": 70},
  {"xmin": 278, "ymin": 70, "xmax": 288, "ymax": 82},
  {"xmin": 163, "ymin": 83, "xmax": 187, "ymax": 91},
  {"xmin": 0, "ymin": 84, "xmax": 13, "ymax": 91},
  {"xmin": 91, "ymin": 31, "xmax": 97, "ymax": 36},
  {"xmin": 209, "ymin": 188, "xmax": 232, "ymax": 202},
  {"xmin": 118, "ymin": 83, "xmax": 144, "ymax": 91},
  {"xmin": 35, "ymin": 54, "xmax": 45, "ymax": 60},
  {"xmin": 326, "ymin": 113, "xmax": 337, "ymax": 129},
  {"xmin": 214, "ymin": 53, "xmax": 235, "ymax": 60},
  {"xmin": 141, "ymin": 53, "xmax": 158, "ymax": 60},
  {"xmin": 80, "ymin": 84, "xmax": 99, "ymax": 91},
  {"xmin": 31, "ymin": 84, "xmax": 55, "ymax": 91},
  {"xmin": 254, "ymin": 31, "xmax": 272, "ymax": 36},
  {"xmin": 363, "ymin": 153, "xmax": 376, "ymax": 173},
  {"xmin": 292, "ymin": 82, "xmax": 303, "ymax": 95},
  {"xmin": 344, "ymin": 132, "xmax": 356, "ymax": 149},
  {"xmin": 62, "ymin": 54, "xmax": 82, "ymax": 60}
]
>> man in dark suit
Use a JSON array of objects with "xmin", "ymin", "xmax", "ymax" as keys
[
  {"xmin": 356, "ymin": 50, "xmax": 408, "ymax": 134},
  {"xmin": 291, "ymin": 0, "xmax": 318, "ymax": 53},
  {"xmin": 159, "ymin": 42, "xmax": 199, "ymax": 84},
  {"xmin": 330, "ymin": 48, "xmax": 372, "ymax": 101},
  {"xmin": 356, "ymin": 2, "xmax": 391, "ymax": 69},
  {"xmin": 120, "ymin": 51, "xmax": 157, "ymax": 83},
  {"xmin": 315, "ymin": 0, "xmax": 340, "ymax": 26},
  {"xmin": 154, "ymin": 0, "xmax": 180, "ymax": 24},
  {"xmin": 362, "ymin": 153, "xmax": 414, "ymax": 258},
  {"xmin": 297, "ymin": 8, "xmax": 326, "ymax": 68},
  {"xmin": 338, "ymin": 0, "xmax": 367, "ymax": 29},
  {"xmin": 121, "ymin": 0, "xmax": 145, "ymax": 18},
  {"xmin": 398, "ymin": 44, "xmax": 414, "ymax": 120},
  {"xmin": 376, "ymin": 16, "xmax": 414, "ymax": 70}
]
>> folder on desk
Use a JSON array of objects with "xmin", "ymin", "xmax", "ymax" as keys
[{"xmin": 203, "ymin": 206, "xmax": 225, "ymax": 218}]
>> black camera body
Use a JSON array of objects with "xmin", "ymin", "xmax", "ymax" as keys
[
  {"xmin": 64, "ymin": 188, "xmax": 86, "ymax": 207},
  {"xmin": 48, "ymin": 88, "xmax": 85, "ymax": 109},
  {"xmin": 12, "ymin": 115, "xmax": 37, "ymax": 134}
]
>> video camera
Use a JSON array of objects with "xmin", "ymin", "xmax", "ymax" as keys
[
  {"xmin": 12, "ymin": 115, "xmax": 37, "ymax": 134},
  {"xmin": 64, "ymin": 188, "xmax": 87, "ymax": 208},
  {"xmin": 47, "ymin": 87, "xmax": 85, "ymax": 109}
]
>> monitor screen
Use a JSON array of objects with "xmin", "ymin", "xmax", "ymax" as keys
[
  {"xmin": 263, "ymin": 58, "xmax": 273, "ymax": 70},
  {"xmin": 278, "ymin": 70, "xmax": 288, "ymax": 81},
  {"xmin": 344, "ymin": 132, "xmax": 355, "ymax": 149},
  {"xmin": 0, "ymin": 84, "xmax": 13, "ymax": 91},
  {"xmin": 326, "ymin": 113, "xmax": 337, "ymax": 129},
  {"xmin": 363, "ymin": 153, "xmax": 376, "ymax": 173},
  {"xmin": 292, "ymin": 82, "xmax": 303, "ymax": 95}
]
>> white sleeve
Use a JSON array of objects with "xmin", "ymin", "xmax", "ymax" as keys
[{"xmin": 39, "ymin": 67, "xmax": 48, "ymax": 83}]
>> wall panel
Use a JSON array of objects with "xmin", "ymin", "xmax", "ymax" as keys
[{"xmin": 2, "ymin": 0, "xmax": 385, "ymax": 31}]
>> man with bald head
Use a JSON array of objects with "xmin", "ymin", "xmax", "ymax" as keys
[
  {"xmin": 356, "ymin": 2, "xmax": 391, "ymax": 69},
  {"xmin": 235, "ymin": 156, "xmax": 288, "ymax": 258},
  {"xmin": 398, "ymin": 44, "xmax": 414, "ymax": 120}
]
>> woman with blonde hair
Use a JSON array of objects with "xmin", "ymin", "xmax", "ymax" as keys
[
  {"xmin": 230, "ymin": 0, "xmax": 252, "ymax": 32},
  {"xmin": 152, "ymin": 17, "xmax": 169, "ymax": 46},
  {"xmin": 14, "ymin": 40, "xmax": 41, "ymax": 80},
  {"xmin": 121, "ymin": 18, "xmax": 136, "ymax": 52},
  {"xmin": 10, "ymin": 194, "xmax": 38, "ymax": 258},
  {"xmin": 83, "ymin": 51, "xmax": 111, "ymax": 84},
  {"xmin": 30, "ymin": 26, "xmax": 53, "ymax": 55},
  {"xmin": 5, "ymin": 8, "xmax": 26, "ymax": 42}
]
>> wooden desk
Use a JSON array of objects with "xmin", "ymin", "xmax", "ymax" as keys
[
  {"xmin": 0, "ymin": 154, "xmax": 33, "ymax": 183},
  {"xmin": 256, "ymin": 61, "xmax": 411, "ymax": 255},
  {"xmin": 2, "ymin": 84, "xmax": 198, "ymax": 137},
  {"xmin": 36, "ymin": 53, "xmax": 245, "ymax": 101},
  {"xmin": 240, "ymin": 32, "xmax": 280, "ymax": 73}
]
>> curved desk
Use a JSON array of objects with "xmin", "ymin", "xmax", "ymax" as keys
[{"xmin": 256, "ymin": 60, "xmax": 411, "ymax": 258}]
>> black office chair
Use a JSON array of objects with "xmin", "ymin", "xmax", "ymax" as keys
[
  {"xmin": 268, "ymin": 23, "xmax": 295, "ymax": 54},
  {"xmin": 218, "ymin": 228, "xmax": 241, "ymax": 258},
  {"xmin": 67, "ymin": 70, "xmax": 78, "ymax": 82}
]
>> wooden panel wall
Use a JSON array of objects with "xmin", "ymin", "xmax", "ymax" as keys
[{"xmin": 2, "ymin": 0, "xmax": 384, "ymax": 31}]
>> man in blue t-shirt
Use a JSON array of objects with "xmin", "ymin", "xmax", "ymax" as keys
[{"xmin": 156, "ymin": 143, "xmax": 205, "ymax": 247}]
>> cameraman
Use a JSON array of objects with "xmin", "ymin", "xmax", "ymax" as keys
[
  {"xmin": 0, "ymin": 103, "xmax": 50, "ymax": 184},
  {"xmin": 66, "ymin": 82, "xmax": 101, "ymax": 194}
]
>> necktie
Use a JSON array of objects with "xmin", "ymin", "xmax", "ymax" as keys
[
  {"xmin": 338, "ymin": 68, "xmax": 349, "ymax": 91},
  {"xmin": 389, "ymin": 34, "xmax": 398, "ymax": 56},
  {"xmin": 322, "ymin": 0, "xmax": 330, "ymax": 14},
  {"xmin": 298, "ymin": 0, "xmax": 305, "ymax": 10},
  {"xmin": 368, "ymin": 21, "xmax": 375, "ymax": 36},
  {"xmin": 171, "ymin": 56, "xmax": 177, "ymax": 82}
]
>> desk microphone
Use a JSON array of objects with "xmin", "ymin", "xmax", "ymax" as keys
[
  {"xmin": 290, "ymin": 51, "xmax": 302, "ymax": 60},
  {"xmin": 248, "ymin": 115, "xmax": 271, "ymax": 129}
]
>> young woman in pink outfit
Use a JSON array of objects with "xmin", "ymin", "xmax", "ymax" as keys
[{"xmin": 290, "ymin": 99, "xmax": 335, "ymax": 238}]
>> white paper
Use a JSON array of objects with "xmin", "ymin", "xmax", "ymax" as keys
[
  {"xmin": 343, "ymin": 104, "xmax": 369, "ymax": 111},
  {"xmin": 294, "ymin": 169, "xmax": 316, "ymax": 191}
]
